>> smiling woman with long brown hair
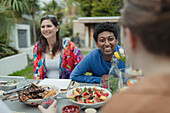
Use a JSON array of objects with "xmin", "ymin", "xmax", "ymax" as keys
[{"xmin": 33, "ymin": 15, "xmax": 84, "ymax": 80}]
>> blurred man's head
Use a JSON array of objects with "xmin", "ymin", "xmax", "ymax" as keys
[
  {"xmin": 121, "ymin": 0, "xmax": 170, "ymax": 68},
  {"xmin": 121, "ymin": 0, "xmax": 170, "ymax": 56}
]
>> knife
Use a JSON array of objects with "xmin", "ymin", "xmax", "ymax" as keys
[{"xmin": 3, "ymin": 87, "xmax": 26, "ymax": 95}]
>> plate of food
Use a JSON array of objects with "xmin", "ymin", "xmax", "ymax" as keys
[
  {"xmin": 66, "ymin": 86, "xmax": 112, "ymax": 108},
  {"xmin": 0, "ymin": 80, "xmax": 17, "ymax": 91},
  {"xmin": 0, "ymin": 90, "xmax": 4, "ymax": 98},
  {"xmin": 18, "ymin": 83, "xmax": 60, "ymax": 106}
]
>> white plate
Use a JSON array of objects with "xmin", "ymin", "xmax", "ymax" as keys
[
  {"xmin": 38, "ymin": 79, "xmax": 72, "ymax": 90},
  {"xmin": 0, "ymin": 90, "xmax": 4, "ymax": 97},
  {"xmin": 66, "ymin": 86, "xmax": 112, "ymax": 108}
]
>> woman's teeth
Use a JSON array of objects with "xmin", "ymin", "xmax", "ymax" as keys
[{"xmin": 44, "ymin": 32, "xmax": 50, "ymax": 35}]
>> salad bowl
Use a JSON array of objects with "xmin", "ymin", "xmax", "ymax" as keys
[{"xmin": 66, "ymin": 86, "xmax": 112, "ymax": 108}]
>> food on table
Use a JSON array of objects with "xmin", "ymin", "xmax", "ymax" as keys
[
  {"xmin": 44, "ymin": 89, "xmax": 56, "ymax": 98},
  {"xmin": 68, "ymin": 86, "xmax": 109, "ymax": 104},
  {"xmin": 18, "ymin": 83, "xmax": 56, "ymax": 102},
  {"xmin": 0, "ymin": 90, "xmax": 4, "ymax": 96},
  {"xmin": 62, "ymin": 105, "xmax": 80, "ymax": 113},
  {"xmin": 0, "ymin": 81, "xmax": 17, "ymax": 86},
  {"xmin": 0, "ymin": 81, "xmax": 8, "ymax": 85}
]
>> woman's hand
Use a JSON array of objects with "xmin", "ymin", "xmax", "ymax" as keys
[
  {"xmin": 101, "ymin": 74, "xmax": 108, "ymax": 81},
  {"xmin": 38, "ymin": 100, "xmax": 57, "ymax": 113}
]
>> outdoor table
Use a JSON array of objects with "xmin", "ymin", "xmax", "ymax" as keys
[{"xmin": 3, "ymin": 79, "xmax": 102, "ymax": 113}]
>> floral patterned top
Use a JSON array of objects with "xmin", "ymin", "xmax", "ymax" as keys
[{"xmin": 33, "ymin": 39, "xmax": 84, "ymax": 79}]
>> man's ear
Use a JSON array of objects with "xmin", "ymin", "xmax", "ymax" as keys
[
  {"xmin": 125, "ymin": 28, "xmax": 137, "ymax": 50},
  {"xmin": 116, "ymin": 39, "xmax": 118, "ymax": 45},
  {"xmin": 96, "ymin": 42, "xmax": 98, "ymax": 48}
]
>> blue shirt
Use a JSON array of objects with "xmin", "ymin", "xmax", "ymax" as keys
[{"xmin": 70, "ymin": 45, "xmax": 125, "ymax": 83}]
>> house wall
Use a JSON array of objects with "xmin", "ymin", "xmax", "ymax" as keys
[
  {"xmin": 73, "ymin": 20, "xmax": 86, "ymax": 47},
  {"xmin": 89, "ymin": 24, "xmax": 94, "ymax": 48},
  {"xmin": 9, "ymin": 24, "xmax": 33, "ymax": 59}
]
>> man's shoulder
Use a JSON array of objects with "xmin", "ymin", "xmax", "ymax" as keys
[
  {"xmin": 116, "ymin": 45, "xmax": 124, "ymax": 52},
  {"xmin": 83, "ymin": 48, "xmax": 100, "ymax": 60},
  {"xmin": 88, "ymin": 48, "xmax": 101, "ymax": 56},
  {"xmin": 116, "ymin": 45, "xmax": 124, "ymax": 49}
]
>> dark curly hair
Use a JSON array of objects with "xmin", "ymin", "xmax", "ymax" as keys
[{"xmin": 93, "ymin": 22, "xmax": 118, "ymax": 42}]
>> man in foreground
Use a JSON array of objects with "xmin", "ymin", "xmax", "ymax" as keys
[{"xmin": 101, "ymin": 0, "xmax": 170, "ymax": 112}]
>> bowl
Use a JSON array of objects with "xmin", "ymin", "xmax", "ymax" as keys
[
  {"xmin": 18, "ymin": 84, "xmax": 60, "ymax": 106},
  {"xmin": 62, "ymin": 105, "xmax": 80, "ymax": 113},
  {"xmin": 85, "ymin": 108, "xmax": 97, "ymax": 113},
  {"xmin": 0, "ymin": 90, "xmax": 4, "ymax": 98},
  {"xmin": 66, "ymin": 86, "xmax": 112, "ymax": 108}
]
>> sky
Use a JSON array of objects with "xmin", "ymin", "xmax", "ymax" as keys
[{"xmin": 39, "ymin": 0, "xmax": 62, "ymax": 7}]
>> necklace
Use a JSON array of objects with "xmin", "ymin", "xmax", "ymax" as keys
[{"xmin": 49, "ymin": 48, "xmax": 52, "ymax": 55}]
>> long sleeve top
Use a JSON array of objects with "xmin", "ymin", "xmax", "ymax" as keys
[
  {"xmin": 33, "ymin": 39, "xmax": 84, "ymax": 79},
  {"xmin": 70, "ymin": 45, "xmax": 125, "ymax": 83}
]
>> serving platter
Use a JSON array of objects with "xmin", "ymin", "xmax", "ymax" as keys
[{"xmin": 18, "ymin": 84, "xmax": 60, "ymax": 106}]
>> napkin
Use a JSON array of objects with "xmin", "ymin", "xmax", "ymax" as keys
[{"xmin": 38, "ymin": 79, "xmax": 72, "ymax": 90}]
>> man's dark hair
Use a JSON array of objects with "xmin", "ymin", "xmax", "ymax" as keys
[{"xmin": 93, "ymin": 22, "xmax": 118, "ymax": 42}]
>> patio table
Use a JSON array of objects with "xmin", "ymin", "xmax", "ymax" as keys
[{"xmin": 3, "ymin": 79, "xmax": 102, "ymax": 113}]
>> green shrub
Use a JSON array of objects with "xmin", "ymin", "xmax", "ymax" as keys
[{"xmin": 0, "ymin": 33, "xmax": 18, "ymax": 59}]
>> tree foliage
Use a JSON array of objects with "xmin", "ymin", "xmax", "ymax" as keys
[
  {"xmin": 0, "ymin": 0, "xmax": 29, "ymax": 13},
  {"xmin": 75, "ymin": 0, "xmax": 93, "ymax": 17},
  {"xmin": 76, "ymin": 0, "xmax": 123, "ymax": 17},
  {"xmin": 42, "ymin": 0, "xmax": 63, "ymax": 24},
  {"xmin": 0, "ymin": 4, "xmax": 16, "ymax": 35},
  {"xmin": 27, "ymin": 0, "xmax": 40, "ymax": 43}
]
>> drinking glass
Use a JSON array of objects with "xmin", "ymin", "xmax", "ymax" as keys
[
  {"xmin": 41, "ymin": 97, "xmax": 55, "ymax": 109},
  {"xmin": 125, "ymin": 61, "xmax": 143, "ymax": 87},
  {"xmin": 100, "ymin": 78, "xmax": 108, "ymax": 89}
]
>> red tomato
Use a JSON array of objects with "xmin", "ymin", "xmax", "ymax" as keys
[
  {"xmin": 84, "ymin": 95, "xmax": 90, "ymax": 98},
  {"xmin": 93, "ymin": 88, "xmax": 98, "ymax": 91},
  {"xmin": 82, "ymin": 92, "xmax": 88, "ymax": 96},
  {"xmin": 95, "ymin": 91, "xmax": 102, "ymax": 97},
  {"xmin": 77, "ymin": 101, "xmax": 83, "ymax": 103},
  {"xmin": 104, "ymin": 92, "xmax": 109, "ymax": 97},
  {"xmin": 85, "ymin": 99, "xmax": 90, "ymax": 103}
]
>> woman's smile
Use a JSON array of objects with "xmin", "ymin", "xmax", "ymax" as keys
[{"xmin": 41, "ymin": 19, "xmax": 57, "ymax": 39}]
